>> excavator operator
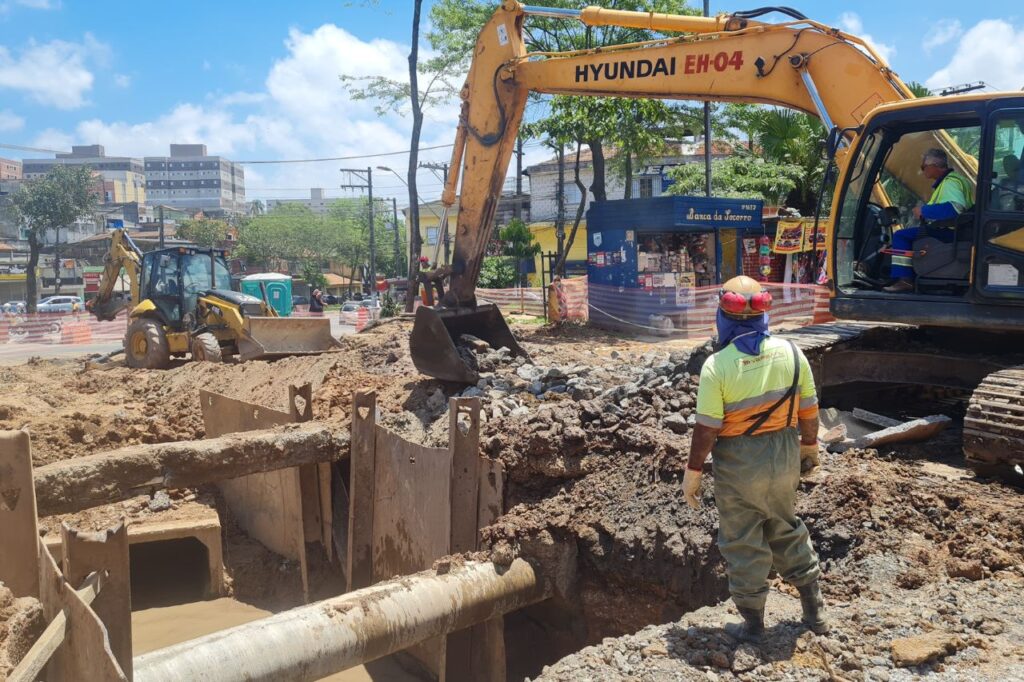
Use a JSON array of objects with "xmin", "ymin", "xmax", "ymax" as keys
[
  {"xmin": 884, "ymin": 148, "xmax": 975, "ymax": 293},
  {"xmin": 683, "ymin": 276, "xmax": 827, "ymax": 642}
]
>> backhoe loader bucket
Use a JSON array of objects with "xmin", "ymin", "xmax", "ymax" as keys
[
  {"xmin": 410, "ymin": 304, "xmax": 529, "ymax": 384},
  {"xmin": 237, "ymin": 316, "xmax": 343, "ymax": 361}
]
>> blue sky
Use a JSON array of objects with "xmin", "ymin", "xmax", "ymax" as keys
[{"xmin": 0, "ymin": 0, "xmax": 1021, "ymax": 203}]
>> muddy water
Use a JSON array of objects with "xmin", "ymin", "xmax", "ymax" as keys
[{"xmin": 132, "ymin": 598, "xmax": 424, "ymax": 681}]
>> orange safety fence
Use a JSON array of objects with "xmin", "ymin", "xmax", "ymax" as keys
[
  {"xmin": 0, "ymin": 310, "xmax": 128, "ymax": 346},
  {"xmin": 583, "ymin": 281, "xmax": 830, "ymax": 338},
  {"xmin": 476, "ymin": 286, "xmax": 547, "ymax": 318}
]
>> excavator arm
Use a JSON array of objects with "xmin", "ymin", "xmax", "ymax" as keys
[
  {"xmin": 434, "ymin": 2, "xmax": 918, "ymax": 310},
  {"xmin": 412, "ymin": 1, "xmax": 964, "ymax": 382},
  {"xmin": 87, "ymin": 228, "xmax": 142, "ymax": 322}
]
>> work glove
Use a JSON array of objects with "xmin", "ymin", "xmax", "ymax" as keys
[
  {"xmin": 800, "ymin": 442, "xmax": 821, "ymax": 472},
  {"xmin": 683, "ymin": 467, "xmax": 703, "ymax": 510}
]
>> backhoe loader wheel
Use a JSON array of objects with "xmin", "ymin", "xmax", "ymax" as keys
[
  {"xmin": 191, "ymin": 332, "xmax": 223, "ymax": 363},
  {"xmin": 125, "ymin": 318, "xmax": 171, "ymax": 369}
]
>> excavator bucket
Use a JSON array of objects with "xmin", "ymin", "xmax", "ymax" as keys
[
  {"xmin": 237, "ymin": 316, "xmax": 343, "ymax": 361},
  {"xmin": 409, "ymin": 304, "xmax": 529, "ymax": 384}
]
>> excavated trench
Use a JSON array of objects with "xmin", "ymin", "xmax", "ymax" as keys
[{"xmin": 10, "ymin": 323, "xmax": 1022, "ymax": 680}]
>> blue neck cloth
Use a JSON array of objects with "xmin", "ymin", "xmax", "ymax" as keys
[{"xmin": 716, "ymin": 309, "xmax": 770, "ymax": 356}]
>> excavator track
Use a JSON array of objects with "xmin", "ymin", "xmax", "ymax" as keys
[{"xmin": 964, "ymin": 367, "xmax": 1024, "ymax": 476}]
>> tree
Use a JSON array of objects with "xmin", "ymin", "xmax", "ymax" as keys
[
  {"xmin": 341, "ymin": 2, "xmax": 463, "ymax": 310},
  {"xmin": 249, "ymin": 200, "xmax": 265, "ymax": 216},
  {"xmin": 757, "ymin": 109, "xmax": 827, "ymax": 211},
  {"xmin": 665, "ymin": 154, "xmax": 802, "ymax": 204},
  {"xmin": 721, "ymin": 104, "xmax": 766, "ymax": 151},
  {"xmin": 429, "ymin": 0, "xmax": 698, "ymax": 202},
  {"xmin": 6, "ymin": 165, "xmax": 96, "ymax": 312},
  {"xmin": 906, "ymin": 81, "xmax": 933, "ymax": 98},
  {"xmin": 477, "ymin": 256, "xmax": 517, "ymax": 288},
  {"xmin": 496, "ymin": 218, "xmax": 541, "ymax": 286},
  {"xmin": 177, "ymin": 217, "xmax": 230, "ymax": 247}
]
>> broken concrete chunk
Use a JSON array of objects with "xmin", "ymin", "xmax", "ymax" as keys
[
  {"xmin": 890, "ymin": 632, "xmax": 963, "ymax": 667},
  {"xmin": 148, "ymin": 489, "xmax": 172, "ymax": 512},
  {"xmin": 833, "ymin": 415, "xmax": 952, "ymax": 453},
  {"xmin": 516, "ymin": 364, "xmax": 543, "ymax": 381},
  {"xmin": 662, "ymin": 413, "xmax": 689, "ymax": 435},
  {"xmin": 458, "ymin": 334, "xmax": 490, "ymax": 353}
]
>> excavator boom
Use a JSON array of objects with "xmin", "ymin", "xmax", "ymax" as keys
[{"xmin": 411, "ymin": 1, "xmax": 916, "ymax": 382}]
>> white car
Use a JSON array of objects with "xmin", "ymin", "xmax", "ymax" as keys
[{"xmin": 36, "ymin": 295, "xmax": 83, "ymax": 313}]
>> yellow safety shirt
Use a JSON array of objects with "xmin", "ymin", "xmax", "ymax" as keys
[{"xmin": 696, "ymin": 336, "xmax": 819, "ymax": 437}]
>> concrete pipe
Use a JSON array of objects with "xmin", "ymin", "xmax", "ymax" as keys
[{"xmin": 134, "ymin": 558, "xmax": 550, "ymax": 682}]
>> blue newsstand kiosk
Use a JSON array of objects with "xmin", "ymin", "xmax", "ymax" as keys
[{"xmin": 585, "ymin": 195, "xmax": 763, "ymax": 332}]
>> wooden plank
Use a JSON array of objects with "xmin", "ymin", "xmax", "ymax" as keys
[
  {"xmin": 59, "ymin": 569, "xmax": 128, "ymax": 681},
  {"xmin": 347, "ymin": 389, "xmax": 377, "ymax": 592},
  {"xmin": 200, "ymin": 388, "xmax": 310, "ymax": 602},
  {"xmin": 36, "ymin": 543, "xmax": 127, "ymax": 681},
  {"xmin": 7, "ymin": 564, "xmax": 103, "ymax": 682},
  {"xmin": 61, "ymin": 523, "xmax": 133, "ymax": 679},
  {"xmin": 34, "ymin": 425, "xmax": 343, "ymax": 516},
  {"xmin": 0, "ymin": 430, "xmax": 39, "ymax": 598}
]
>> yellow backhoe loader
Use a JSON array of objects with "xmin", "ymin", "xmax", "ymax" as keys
[
  {"xmin": 411, "ymin": 2, "xmax": 1024, "ymax": 476},
  {"xmin": 87, "ymin": 229, "xmax": 341, "ymax": 368}
]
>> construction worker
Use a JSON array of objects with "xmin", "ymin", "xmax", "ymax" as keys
[
  {"xmin": 683, "ymin": 275, "xmax": 827, "ymax": 642},
  {"xmin": 884, "ymin": 148, "xmax": 975, "ymax": 293}
]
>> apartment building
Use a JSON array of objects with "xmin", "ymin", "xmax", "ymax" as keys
[
  {"xmin": 0, "ymin": 157, "xmax": 21, "ymax": 180},
  {"xmin": 145, "ymin": 144, "xmax": 246, "ymax": 216}
]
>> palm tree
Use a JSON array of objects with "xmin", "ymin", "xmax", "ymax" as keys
[
  {"xmin": 250, "ymin": 200, "xmax": 265, "ymax": 216},
  {"xmin": 757, "ymin": 109, "xmax": 827, "ymax": 212}
]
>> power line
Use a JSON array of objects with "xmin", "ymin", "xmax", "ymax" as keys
[
  {"xmin": 0, "ymin": 142, "xmax": 69, "ymax": 154},
  {"xmin": 236, "ymin": 143, "xmax": 454, "ymax": 165}
]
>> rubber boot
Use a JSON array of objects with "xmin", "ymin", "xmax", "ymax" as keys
[
  {"xmin": 798, "ymin": 580, "xmax": 829, "ymax": 634},
  {"xmin": 724, "ymin": 607, "xmax": 765, "ymax": 643}
]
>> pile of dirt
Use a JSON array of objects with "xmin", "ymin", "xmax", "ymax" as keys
[
  {"xmin": 508, "ymin": 447, "xmax": 1024, "ymax": 680},
  {"xmin": 0, "ymin": 583, "xmax": 44, "ymax": 679}
]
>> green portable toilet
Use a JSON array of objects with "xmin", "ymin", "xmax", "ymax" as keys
[{"xmin": 241, "ymin": 273, "xmax": 293, "ymax": 316}]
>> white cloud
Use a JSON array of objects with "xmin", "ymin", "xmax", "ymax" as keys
[
  {"xmin": 0, "ymin": 108, "xmax": 24, "ymax": 131},
  {"xmin": 30, "ymin": 24, "xmax": 463, "ymax": 203},
  {"xmin": 113, "ymin": 73, "xmax": 131, "ymax": 88},
  {"xmin": 922, "ymin": 19, "xmax": 962, "ymax": 53},
  {"xmin": 213, "ymin": 91, "xmax": 269, "ymax": 107},
  {"xmin": 838, "ymin": 12, "xmax": 896, "ymax": 64},
  {"xmin": 0, "ymin": 0, "xmax": 59, "ymax": 12},
  {"xmin": 927, "ymin": 19, "xmax": 1024, "ymax": 92},
  {"xmin": 0, "ymin": 34, "xmax": 108, "ymax": 108}
]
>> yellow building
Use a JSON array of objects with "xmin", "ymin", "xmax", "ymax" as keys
[
  {"xmin": 403, "ymin": 199, "xmax": 457, "ymax": 265},
  {"xmin": 100, "ymin": 171, "xmax": 147, "ymax": 204},
  {"xmin": 526, "ymin": 221, "xmax": 589, "ymax": 287}
]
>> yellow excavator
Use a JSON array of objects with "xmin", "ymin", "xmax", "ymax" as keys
[
  {"xmin": 410, "ymin": 2, "xmax": 1024, "ymax": 476},
  {"xmin": 87, "ymin": 229, "xmax": 341, "ymax": 368}
]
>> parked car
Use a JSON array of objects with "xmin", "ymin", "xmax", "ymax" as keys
[
  {"xmin": 36, "ymin": 295, "xmax": 83, "ymax": 313},
  {"xmin": 2, "ymin": 300, "xmax": 26, "ymax": 314},
  {"xmin": 291, "ymin": 295, "xmax": 310, "ymax": 308}
]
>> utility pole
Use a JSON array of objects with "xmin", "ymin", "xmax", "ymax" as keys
[
  {"xmin": 158, "ymin": 205, "xmax": 165, "ymax": 248},
  {"xmin": 421, "ymin": 161, "xmax": 450, "ymax": 264},
  {"xmin": 703, "ymin": 0, "xmax": 713, "ymax": 198},
  {"xmin": 392, "ymin": 197, "xmax": 402, "ymax": 277},
  {"xmin": 514, "ymin": 136, "xmax": 523, "ymax": 220},
  {"xmin": 340, "ymin": 167, "xmax": 376, "ymax": 302},
  {"xmin": 554, "ymin": 142, "xmax": 566, "ymax": 277}
]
